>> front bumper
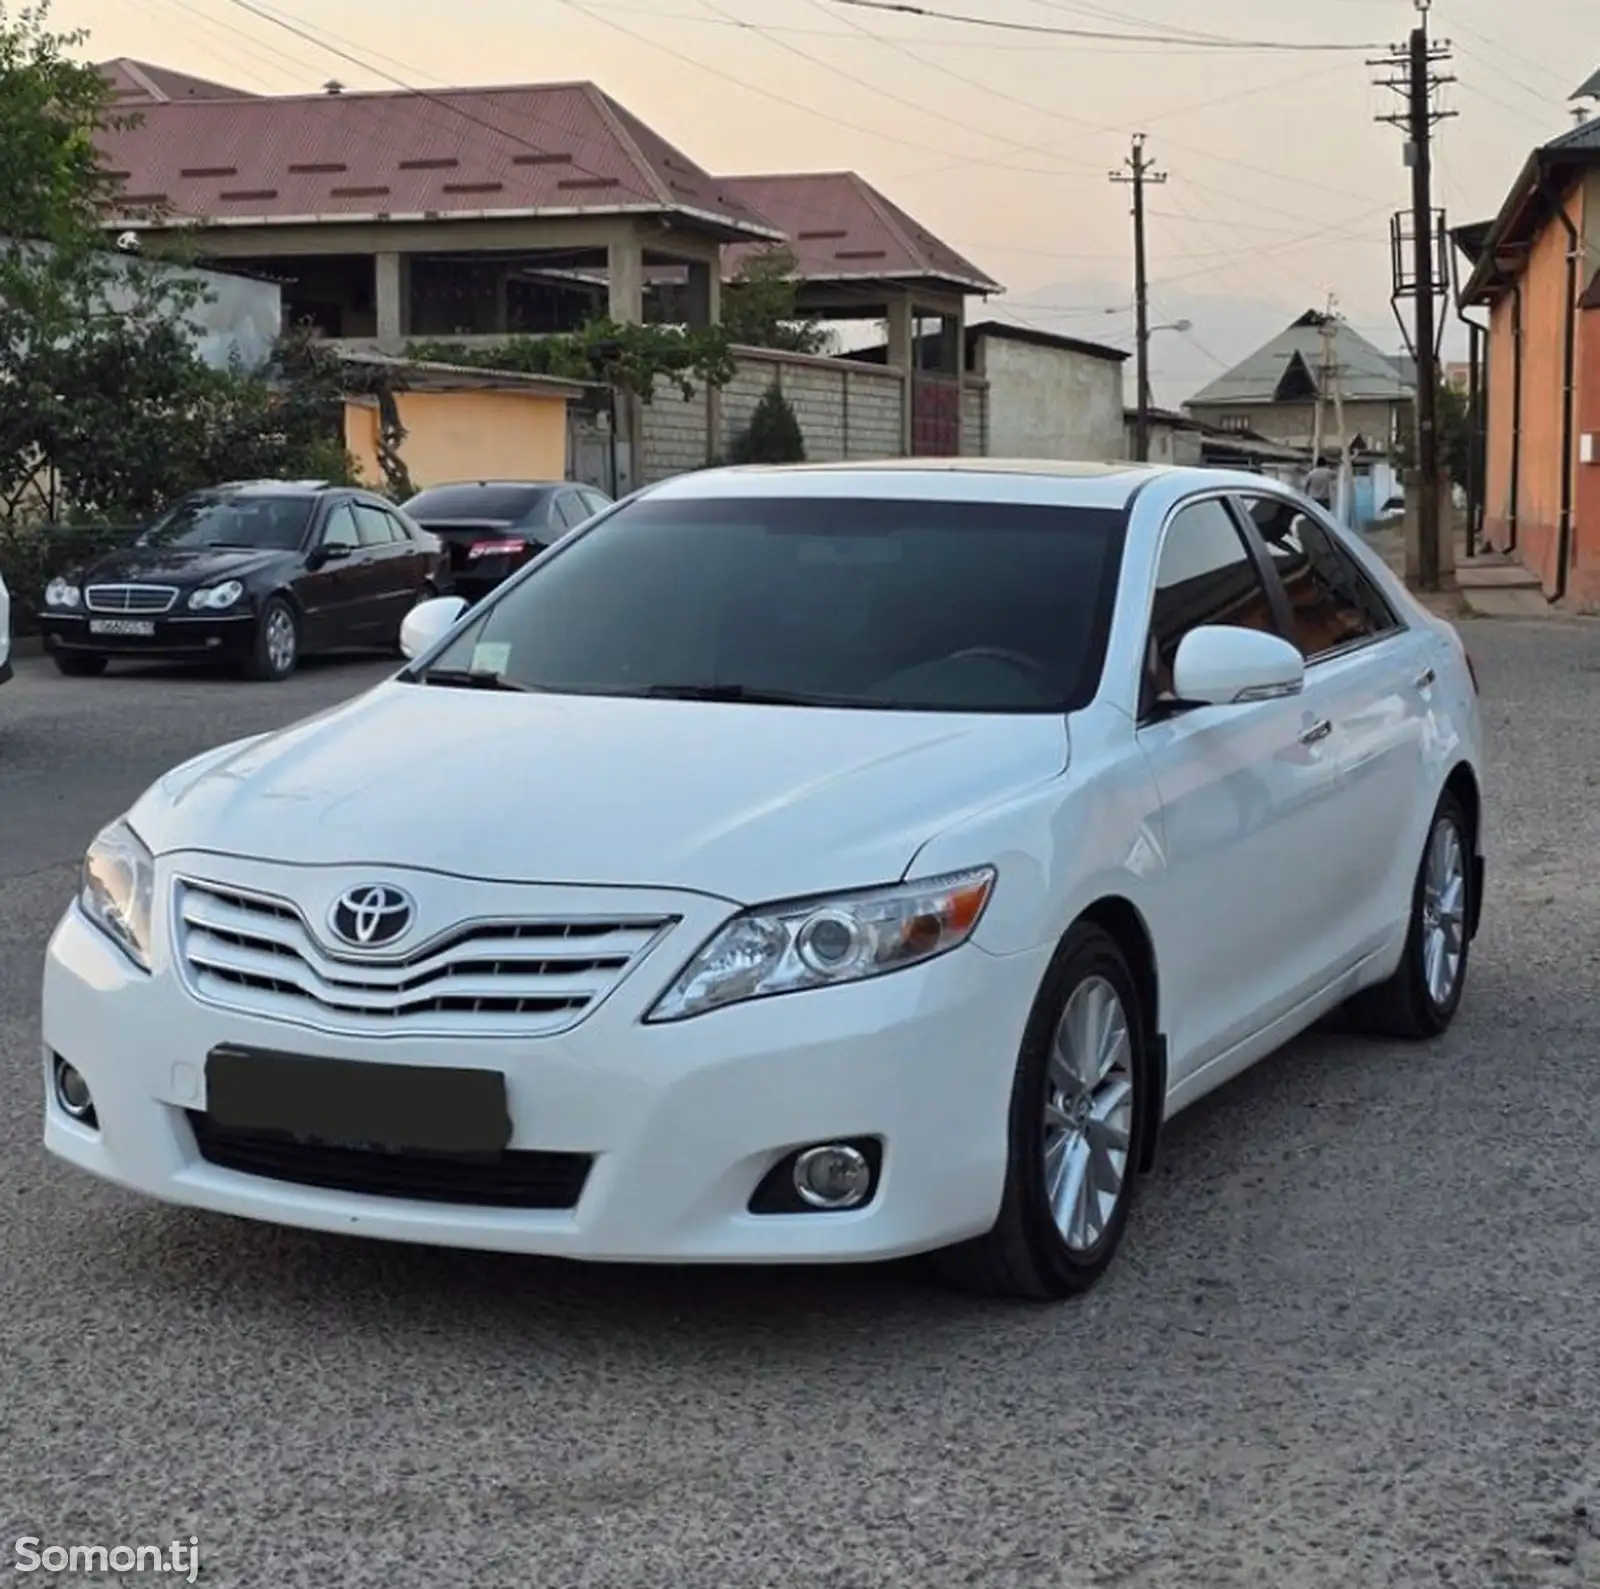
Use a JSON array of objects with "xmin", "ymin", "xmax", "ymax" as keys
[
  {"xmin": 42, "ymin": 866, "xmax": 1050, "ymax": 1264},
  {"xmin": 39, "ymin": 610, "xmax": 256, "ymax": 663}
]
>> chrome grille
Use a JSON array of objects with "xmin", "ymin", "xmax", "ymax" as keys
[
  {"xmin": 174, "ymin": 879, "xmax": 674, "ymax": 1037},
  {"xmin": 85, "ymin": 583, "xmax": 178, "ymax": 615}
]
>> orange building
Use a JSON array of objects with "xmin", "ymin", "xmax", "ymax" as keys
[{"xmin": 1459, "ymin": 116, "xmax": 1600, "ymax": 606}]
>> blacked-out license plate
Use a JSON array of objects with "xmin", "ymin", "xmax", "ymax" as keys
[
  {"xmin": 204, "ymin": 1045, "xmax": 511, "ymax": 1155},
  {"xmin": 89, "ymin": 619, "xmax": 154, "ymax": 636}
]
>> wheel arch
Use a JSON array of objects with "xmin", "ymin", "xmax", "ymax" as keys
[
  {"xmin": 1443, "ymin": 760, "xmax": 1484, "ymax": 941},
  {"xmin": 1075, "ymin": 894, "xmax": 1166, "ymax": 1174}
]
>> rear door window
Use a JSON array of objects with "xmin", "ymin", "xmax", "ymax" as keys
[{"xmin": 1240, "ymin": 495, "xmax": 1401, "ymax": 660}]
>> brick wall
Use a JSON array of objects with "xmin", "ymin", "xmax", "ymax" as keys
[
  {"xmin": 962, "ymin": 382, "xmax": 989, "ymax": 457},
  {"xmin": 638, "ymin": 347, "xmax": 916, "ymax": 483}
]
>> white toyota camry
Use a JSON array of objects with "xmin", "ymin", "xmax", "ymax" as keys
[{"xmin": 41, "ymin": 462, "xmax": 1485, "ymax": 1300}]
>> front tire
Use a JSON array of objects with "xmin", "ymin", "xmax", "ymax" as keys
[
  {"xmin": 1344, "ymin": 789, "xmax": 1473, "ymax": 1039},
  {"xmin": 936, "ymin": 923, "xmax": 1149, "ymax": 1301},
  {"xmin": 246, "ymin": 597, "xmax": 298, "ymax": 683}
]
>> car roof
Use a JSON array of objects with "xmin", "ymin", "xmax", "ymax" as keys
[
  {"xmin": 409, "ymin": 479, "xmax": 567, "ymax": 491},
  {"xmin": 635, "ymin": 459, "xmax": 1271, "ymax": 512},
  {"xmin": 203, "ymin": 479, "xmax": 336, "ymax": 497}
]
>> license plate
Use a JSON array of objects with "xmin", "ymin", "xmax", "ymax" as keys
[
  {"xmin": 204, "ymin": 1046, "xmax": 511, "ymax": 1156},
  {"xmin": 89, "ymin": 619, "xmax": 155, "ymax": 636}
]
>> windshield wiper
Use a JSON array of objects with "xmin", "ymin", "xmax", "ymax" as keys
[
  {"xmin": 634, "ymin": 683, "xmax": 853, "ymax": 707},
  {"xmin": 413, "ymin": 667, "xmax": 535, "ymax": 693}
]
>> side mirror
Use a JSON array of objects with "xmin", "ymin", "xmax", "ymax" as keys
[
  {"xmin": 399, "ymin": 594, "xmax": 468, "ymax": 661},
  {"xmin": 310, "ymin": 542, "xmax": 353, "ymax": 568},
  {"xmin": 1172, "ymin": 625, "xmax": 1304, "ymax": 707}
]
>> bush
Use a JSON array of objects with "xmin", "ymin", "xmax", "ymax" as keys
[
  {"xmin": 0, "ymin": 521, "xmax": 142, "ymax": 634},
  {"xmin": 727, "ymin": 381, "xmax": 806, "ymax": 465}
]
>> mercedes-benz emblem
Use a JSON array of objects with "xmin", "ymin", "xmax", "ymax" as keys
[{"xmin": 329, "ymin": 884, "xmax": 416, "ymax": 949}]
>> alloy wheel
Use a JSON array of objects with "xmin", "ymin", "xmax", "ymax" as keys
[
  {"xmin": 265, "ymin": 607, "xmax": 296, "ymax": 675},
  {"xmin": 1421, "ymin": 815, "xmax": 1467, "ymax": 1007},
  {"xmin": 1043, "ymin": 975, "xmax": 1136, "ymax": 1252}
]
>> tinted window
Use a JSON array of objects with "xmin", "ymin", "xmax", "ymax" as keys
[
  {"xmin": 419, "ymin": 495, "xmax": 1127, "ymax": 713},
  {"xmin": 353, "ymin": 503, "xmax": 397, "ymax": 547},
  {"xmin": 549, "ymin": 493, "xmax": 583, "ymax": 531},
  {"xmin": 401, "ymin": 484, "xmax": 554, "ymax": 521},
  {"xmin": 1146, "ymin": 499, "xmax": 1278, "ymax": 709},
  {"xmin": 579, "ymin": 489, "xmax": 611, "ymax": 517},
  {"xmin": 1243, "ymin": 496, "xmax": 1398, "ymax": 659},
  {"xmin": 321, "ymin": 503, "xmax": 360, "ymax": 550},
  {"xmin": 137, "ymin": 493, "xmax": 314, "ymax": 552}
]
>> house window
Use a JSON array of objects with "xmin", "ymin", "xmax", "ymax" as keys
[{"xmin": 1218, "ymin": 414, "xmax": 1252, "ymax": 434}]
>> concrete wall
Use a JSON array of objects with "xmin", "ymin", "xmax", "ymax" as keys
[
  {"xmin": 344, "ymin": 389, "xmax": 569, "ymax": 491},
  {"xmin": 1483, "ymin": 177, "xmax": 1590, "ymax": 600},
  {"xmin": 975, "ymin": 335, "xmax": 1125, "ymax": 461},
  {"xmin": 1185, "ymin": 398, "xmax": 1404, "ymax": 452},
  {"xmin": 638, "ymin": 346, "xmax": 984, "ymax": 482},
  {"xmin": 1143, "ymin": 423, "xmax": 1203, "ymax": 467},
  {"xmin": 2, "ymin": 241, "xmax": 283, "ymax": 370}
]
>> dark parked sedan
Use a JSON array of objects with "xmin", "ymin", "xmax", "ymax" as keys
[
  {"xmin": 37, "ymin": 480, "xmax": 447, "ymax": 682},
  {"xmin": 400, "ymin": 479, "xmax": 613, "ymax": 604}
]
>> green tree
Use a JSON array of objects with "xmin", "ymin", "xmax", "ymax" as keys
[
  {"xmin": 727, "ymin": 381, "xmax": 806, "ymax": 464},
  {"xmin": 721, "ymin": 246, "xmax": 834, "ymax": 356},
  {"xmin": 1392, "ymin": 379, "xmax": 1474, "ymax": 489}
]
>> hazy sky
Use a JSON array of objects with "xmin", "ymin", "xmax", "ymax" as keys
[{"xmin": 62, "ymin": 0, "xmax": 1600, "ymax": 404}]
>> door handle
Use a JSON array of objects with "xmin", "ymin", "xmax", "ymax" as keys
[
  {"xmin": 1414, "ymin": 667, "xmax": 1436, "ymax": 691},
  {"xmin": 1299, "ymin": 718, "xmax": 1334, "ymax": 747}
]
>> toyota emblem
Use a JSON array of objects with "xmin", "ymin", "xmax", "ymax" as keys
[{"xmin": 329, "ymin": 884, "xmax": 416, "ymax": 948}]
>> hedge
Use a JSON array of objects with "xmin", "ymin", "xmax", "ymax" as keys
[{"xmin": 0, "ymin": 523, "xmax": 144, "ymax": 634}]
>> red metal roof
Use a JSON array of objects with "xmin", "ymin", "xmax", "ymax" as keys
[
  {"xmin": 97, "ymin": 82, "xmax": 783, "ymax": 240},
  {"xmin": 722, "ymin": 172, "xmax": 999, "ymax": 294},
  {"xmin": 100, "ymin": 58, "xmax": 254, "ymax": 104}
]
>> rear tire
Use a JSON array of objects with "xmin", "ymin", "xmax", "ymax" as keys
[
  {"xmin": 1342, "ymin": 789, "xmax": 1473, "ymax": 1040},
  {"xmin": 53, "ymin": 652, "xmax": 107, "ymax": 678},
  {"xmin": 935, "ymin": 923, "xmax": 1150, "ymax": 1301},
  {"xmin": 246, "ymin": 597, "xmax": 298, "ymax": 683}
]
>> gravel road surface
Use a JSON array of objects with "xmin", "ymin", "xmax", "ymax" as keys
[{"xmin": 1, "ymin": 625, "xmax": 1597, "ymax": 1589}]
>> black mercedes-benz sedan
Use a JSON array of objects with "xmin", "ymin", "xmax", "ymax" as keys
[
  {"xmin": 37, "ymin": 481, "xmax": 447, "ymax": 682},
  {"xmin": 399, "ymin": 479, "xmax": 613, "ymax": 604}
]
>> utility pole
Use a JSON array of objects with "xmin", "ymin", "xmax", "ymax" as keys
[
  {"xmin": 1373, "ymin": 2, "xmax": 1455, "ymax": 590},
  {"xmin": 1111, "ymin": 134, "xmax": 1166, "ymax": 463}
]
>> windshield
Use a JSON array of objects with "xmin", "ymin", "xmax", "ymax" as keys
[
  {"xmin": 417, "ymin": 494, "xmax": 1128, "ymax": 713},
  {"xmin": 139, "ymin": 494, "xmax": 314, "ymax": 551},
  {"xmin": 402, "ymin": 485, "xmax": 553, "ymax": 521}
]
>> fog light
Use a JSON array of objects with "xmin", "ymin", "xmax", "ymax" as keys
[
  {"xmin": 793, "ymin": 1144, "xmax": 871, "ymax": 1210},
  {"xmin": 54, "ymin": 1057, "xmax": 96, "ymax": 1124}
]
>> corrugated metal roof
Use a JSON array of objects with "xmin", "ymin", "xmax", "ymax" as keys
[
  {"xmin": 100, "ymin": 58, "xmax": 253, "ymax": 104},
  {"xmin": 722, "ymin": 172, "xmax": 999, "ymax": 293},
  {"xmin": 97, "ymin": 82, "xmax": 782, "ymax": 239},
  {"xmin": 1187, "ymin": 313, "xmax": 1414, "ymax": 407},
  {"xmin": 1547, "ymin": 114, "xmax": 1600, "ymax": 152}
]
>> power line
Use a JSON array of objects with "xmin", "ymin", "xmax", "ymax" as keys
[{"xmin": 823, "ymin": 0, "xmax": 1385, "ymax": 53}]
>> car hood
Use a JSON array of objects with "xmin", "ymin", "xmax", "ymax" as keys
[
  {"xmin": 84, "ymin": 545, "xmax": 289, "ymax": 585},
  {"xmin": 129, "ymin": 682, "xmax": 1071, "ymax": 902}
]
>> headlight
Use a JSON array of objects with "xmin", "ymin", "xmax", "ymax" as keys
[
  {"xmin": 188, "ymin": 580, "xmax": 244, "ymax": 611},
  {"xmin": 647, "ymin": 867, "xmax": 996, "ymax": 1023},
  {"xmin": 78, "ymin": 820, "xmax": 155, "ymax": 970},
  {"xmin": 45, "ymin": 578, "xmax": 81, "ymax": 609}
]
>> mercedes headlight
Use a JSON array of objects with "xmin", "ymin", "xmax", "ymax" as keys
[
  {"xmin": 45, "ymin": 578, "xmax": 82, "ymax": 609},
  {"xmin": 647, "ymin": 867, "xmax": 996, "ymax": 1022},
  {"xmin": 188, "ymin": 580, "xmax": 244, "ymax": 611},
  {"xmin": 79, "ymin": 820, "xmax": 155, "ymax": 970}
]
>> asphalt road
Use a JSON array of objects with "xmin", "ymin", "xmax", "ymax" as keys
[{"xmin": 2, "ymin": 626, "xmax": 1598, "ymax": 1589}]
